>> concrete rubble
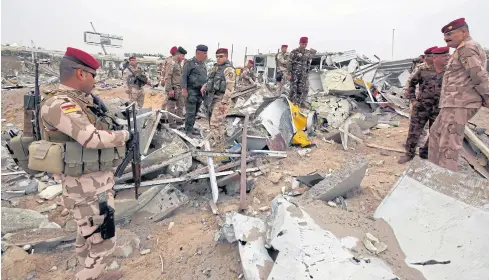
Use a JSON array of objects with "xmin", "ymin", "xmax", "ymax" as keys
[
  {"xmin": 217, "ymin": 196, "xmax": 398, "ymax": 280},
  {"xmin": 375, "ymin": 158, "xmax": 489, "ymax": 280},
  {"xmin": 1, "ymin": 207, "xmax": 49, "ymax": 234}
]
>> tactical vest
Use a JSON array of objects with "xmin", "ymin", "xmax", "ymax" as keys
[
  {"xmin": 207, "ymin": 61, "xmax": 234, "ymax": 95},
  {"xmin": 16, "ymin": 91, "xmax": 125, "ymax": 177}
]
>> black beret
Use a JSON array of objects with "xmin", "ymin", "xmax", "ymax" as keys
[
  {"xmin": 196, "ymin": 44, "xmax": 208, "ymax": 52},
  {"xmin": 177, "ymin": 46, "xmax": 187, "ymax": 55}
]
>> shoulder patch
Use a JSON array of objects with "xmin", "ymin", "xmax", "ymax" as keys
[{"xmin": 60, "ymin": 103, "xmax": 80, "ymax": 114}]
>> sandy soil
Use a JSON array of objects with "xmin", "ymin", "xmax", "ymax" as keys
[{"xmin": 2, "ymin": 87, "xmax": 488, "ymax": 280}]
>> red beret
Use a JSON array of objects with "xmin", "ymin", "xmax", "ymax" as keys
[
  {"xmin": 170, "ymin": 46, "xmax": 177, "ymax": 55},
  {"xmin": 299, "ymin": 37, "xmax": 308, "ymax": 43},
  {"xmin": 432, "ymin": 46, "xmax": 450, "ymax": 55},
  {"xmin": 129, "ymin": 56, "xmax": 136, "ymax": 60},
  {"xmin": 216, "ymin": 48, "xmax": 228, "ymax": 54},
  {"xmin": 248, "ymin": 60, "xmax": 254, "ymax": 65},
  {"xmin": 281, "ymin": 45, "xmax": 288, "ymax": 48},
  {"xmin": 64, "ymin": 47, "xmax": 100, "ymax": 70},
  {"xmin": 424, "ymin": 46, "xmax": 438, "ymax": 55},
  {"xmin": 441, "ymin": 18, "xmax": 467, "ymax": 33}
]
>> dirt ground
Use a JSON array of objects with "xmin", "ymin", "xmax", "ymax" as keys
[{"xmin": 2, "ymin": 86, "xmax": 488, "ymax": 280}]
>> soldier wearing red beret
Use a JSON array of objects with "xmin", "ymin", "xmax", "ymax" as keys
[
  {"xmin": 159, "ymin": 46, "xmax": 178, "ymax": 88},
  {"xmin": 202, "ymin": 48, "xmax": 236, "ymax": 146},
  {"xmin": 399, "ymin": 46, "xmax": 450, "ymax": 164},
  {"xmin": 39, "ymin": 47, "xmax": 129, "ymax": 280},
  {"xmin": 287, "ymin": 37, "xmax": 314, "ymax": 107},
  {"xmin": 238, "ymin": 59, "xmax": 257, "ymax": 87},
  {"xmin": 276, "ymin": 44, "xmax": 290, "ymax": 86},
  {"xmin": 428, "ymin": 18, "xmax": 489, "ymax": 171}
]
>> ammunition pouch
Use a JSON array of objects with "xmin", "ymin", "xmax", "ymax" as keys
[
  {"xmin": 26, "ymin": 140, "xmax": 126, "ymax": 176},
  {"xmin": 6, "ymin": 135, "xmax": 37, "ymax": 174},
  {"xmin": 28, "ymin": 140, "xmax": 64, "ymax": 174}
]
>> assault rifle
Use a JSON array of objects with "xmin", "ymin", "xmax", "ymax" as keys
[
  {"xmin": 114, "ymin": 102, "xmax": 141, "ymax": 199},
  {"xmin": 122, "ymin": 60, "xmax": 148, "ymax": 89},
  {"xmin": 22, "ymin": 59, "xmax": 42, "ymax": 140}
]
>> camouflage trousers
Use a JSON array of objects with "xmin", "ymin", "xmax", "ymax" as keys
[
  {"xmin": 209, "ymin": 94, "xmax": 229, "ymax": 145},
  {"xmin": 428, "ymin": 106, "xmax": 480, "ymax": 171},
  {"xmin": 289, "ymin": 72, "xmax": 308, "ymax": 106},
  {"xmin": 404, "ymin": 101, "xmax": 439, "ymax": 158},
  {"xmin": 166, "ymin": 88, "xmax": 185, "ymax": 125},
  {"xmin": 126, "ymin": 86, "xmax": 145, "ymax": 108},
  {"xmin": 185, "ymin": 89, "xmax": 203, "ymax": 132},
  {"xmin": 60, "ymin": 176, "xmax": 116, "ymax": 280}
]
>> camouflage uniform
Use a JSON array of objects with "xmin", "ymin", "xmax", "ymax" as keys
[
  {"xmin": 159, "ymin": 57, "xmax": 173, "ymax": 87},
  {"xmin": 276, "ymin": 51, "xmax": 290, "ymax": 82},
  {"xmin": 429, "ymin": 38, "xmax": 489, "ymax": 171},
  {"xmin": 403, "ymin": 64, "xmax": 444, "ymax": 159},
  {"xmin": 288, "ymin": 48, "xmax": 313, "ymax": 106},
  {"xmin": 206, "ymin": 61, "xmax": 236, "ymax": 144},
  {"xmin": 239, "ymin": 66, "xmax": 255, "ymax": 87},
  {"xmin": 182, "ymin": 57, "xmax": 207, "ymax": 133},
  {"xmin": 164, "ymin": 58, "xmax": 184, "ymax": 125},
  {"xmin": 124, "ymin": 65, "xmax": 145, "ymax": 108},
  {"xmin": 40, "ymin": 85, "xmax": 129, "ymax": 280}
]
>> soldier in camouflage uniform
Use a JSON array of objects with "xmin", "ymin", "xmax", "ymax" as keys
[
  {"xmin": 40, "ymin": 48, "xmax": 129, "ymax": 280},
  {"xmin": 164, "ymin": 46, "xmax": 187, "ymax": 128},
  {"xmin": 276, "ymin": 44, "xmax": 290, "ymax": 85},
  {"xmin": 239, "ymin": 60, "xmax": 256, "ymax": 87},
  {"xmin": 429, "ymin": 18, "xmax": 489, "ymax": 171},
  {"xmin": 160, "ymin": 46, "xmax": 177, "ymax": 87},
  {"xmin": 124, "ymin": 56, "xmax": 146, "ymax": 108},
  {"xmin": 182, "ymin": 45, "xmax": 208, "ymax": 137},
  {"xmin": 202, "ymin": 48, "xmax": 236, "ymax": 145},
  {"xmin": 399, "ymin": 46, "xmax": 450, "ymax": 164},
  {"xmin": 287, "ymin": 37, "xmax": 313, "ymax": 106}
]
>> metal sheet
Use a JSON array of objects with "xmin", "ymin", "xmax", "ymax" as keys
[
  {"xmin": 374, "ymin": 158, "xmax": 489, "ymax": 280},
  {"xmin": 257, "ymin": 96, "xmax": 294, "ymax": 146}
]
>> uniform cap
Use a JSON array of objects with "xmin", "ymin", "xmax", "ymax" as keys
[
  {"xmin": 64, "ymin": 47, "xmax": 100, "ymax": 70},
  {"xmin": 216, "ymin": 48, "xmax": 228, "ymax": 54},
  {"xmin": 281, "ymin": 44, "xmax": 288, "ymax": 48},
  {"xmin": 441, "ymin": 18, "xmax": 467, "ymax": 33},
  {"xmin": 432, "ymin": 46, "xmax": 450, "ymax": 55},
  {"xmin": 177, "ymin": 46, "xmax": 187, "ymax": 55},
  {"xmin": 196, "ymin": 44, "xmax": 208, "ymax": 52},
  {"xmin": 424, "ymin": 46, "xmax": 438, "ymax": 55},
  {"xmin": 248, "ymin": 60, "xmax": 254, "ymax": 65},
  {"xmin": 299, "ymin": 37, "xmax": 308, "ymax": 43},
  {"xmin": 170, "ymin": 46, "xmax": 178, "ymax": 55}
]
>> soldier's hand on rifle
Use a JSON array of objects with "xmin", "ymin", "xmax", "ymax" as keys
[
  {"xmin": 169, "ymin": 90, "xmax": 175, "ymax": 97},
  {"xmin": 200, "ymin": 84, "xmax": 206, "ymax": 96},
  {"xmin": 182, "ymin": 88, "xmax": 187, "ymax": 97}
]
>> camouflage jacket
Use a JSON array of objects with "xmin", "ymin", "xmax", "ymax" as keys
[
  {"xmin": 123, "ymin": 65, "xmax": 145, "ymax": 88},
  {"xmin": 287, "ymin": 48, "xmax": 313, "ymax": 75},
  {"xmin": 239, "ymin": 66, "xmax": 255, "ymax": 86},
  {"xmin": 440, "ymin": 37, "xmax": 489, "ymax": 108},
  {"xmin": 164, "ymin": 58, "xmax": 183, "ymax": 92},
  {"xmin": 40, "ymin": 85, "xmax": 129, "ymax": 197},
  {"xmin": 405, "ymin": 64, "xmax": 440, "ymax": 102},
  {"xmin": 276, "ymin": 52, "xmax": 290, "ymax": 73}
]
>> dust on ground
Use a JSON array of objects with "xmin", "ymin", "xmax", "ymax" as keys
[{"xmin": 2, "ymin": 87, "xmax": 488, "ymax": 280}]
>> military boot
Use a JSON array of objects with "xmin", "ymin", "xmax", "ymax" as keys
[{"xmin": 398, "ymin": 155, "xmax": 415, "ymax": 164}]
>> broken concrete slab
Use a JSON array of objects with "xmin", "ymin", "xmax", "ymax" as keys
[
  {"xmin": 2, "ymin": 245, "xmax": 37, "ymax": 279},
  {"xmin": 266, "ymin": 197, "xmax": 397, "ymax": 279},
  {"xmin": 375, "ymin": 158, "xmax": 489, "ymax": 280},
  {"xmin": 1, "ymin": 207, "xmax": 49, "ymax": 234},
  {"xmin": 301, "ymin": 156, "xmax": 368, "ymax": 201},
  {"xmin": 115, "ymin": 184, "xmax": 188, "ymax": 225},
  {"xmin": 38, "ymin": 184, "xmax": 62, "ymax": 200},
  {"xmin": 0, "ymin": 227, "xmax": 76, "ymax": 253},
  {"xmin": 217, "ymin": 212, "xmax": 274, "ymax": 280}
]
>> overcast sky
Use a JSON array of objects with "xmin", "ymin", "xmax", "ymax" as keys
[{"xmin": 2, "ymin": 0, "xmax": 488, "ymax": 67}]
